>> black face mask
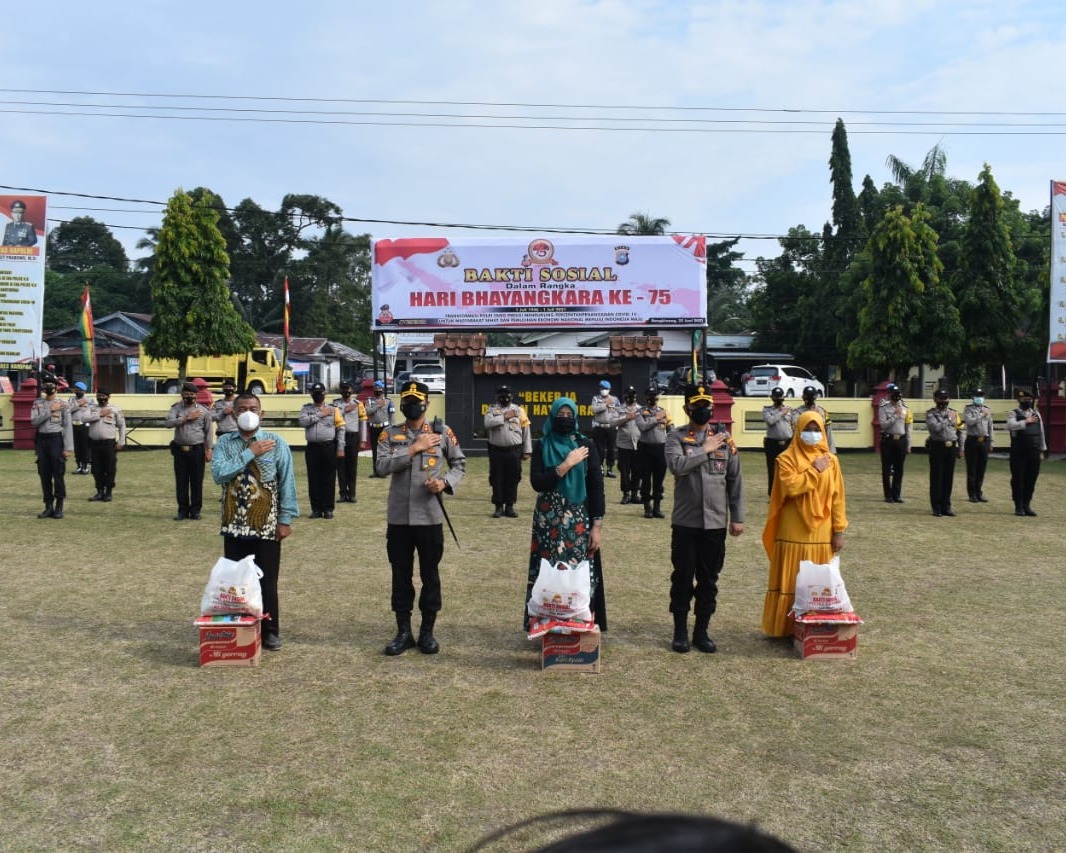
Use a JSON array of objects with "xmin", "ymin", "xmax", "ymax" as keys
[
  {"xmin": 890, "ymin": 394, "xmax": 901, "ymax": 403},
  {"xmin": 401, "ymin": 402, "xmax": 425, "ymax": 421},
  {"xmin": 936, "ymin": 400, "xmax": 949, "ymax": 409},
  {"xmin": 374, "ymin": 389, "xmax": 384, "ymax": 396},
  {"xmin": 182, "ymin": 395, "xmax": 195, "ymax": 405},
  {"xmin": 646, "ymin": 397, "xmax": 658, "ymax": 407},
  {"xmin": 311, "ymin": 392, "xmax": 325, "ymax": 403},
  {"xmin": 97, "ymin": 398, "xmax": 108, "ymax": 406},
  {"xmin": 74, "ymin": 390, "xmax": 84, "ymax": 399},
  {"xmin": 803, "ymin": 396, "xmax": 815, "ymax": 406},
  {"xmin": 691, "ymin": 407, "xmax": 713, "ymax": 425},
  {"xmin": 1019, "ymin": 400, "xmax": 1032, "ymax": 410},
  {"xmin": 552, "ymin": 415, "xmax": 575, "ymax": 434},
  {"xmin": 223, "ymin": 390, "xmax": 235, "ymax": 397},
  {"xmin": 498, "ymin": 396, "xmax": 511, "ymax": 406},
  {"xmin": 624, "ymin": 395, "xmax": 636, "ymax": 405}
]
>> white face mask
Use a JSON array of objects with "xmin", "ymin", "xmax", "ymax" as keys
[
  {"xmin": 237, "ymin": 411, "xmax": 260, "ymax": 432},
  {"xmin": 800, "ymin": 430, "xmax": 822, "ymax": 446},
  {"xmin": 600, "ymin": 388, "xmax": 609, "ymax": 396}
]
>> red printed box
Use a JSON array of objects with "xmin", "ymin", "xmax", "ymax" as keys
[
  {"xmin": 793, "ymin": 621, "xmax": 859, "ymax": 661},
  {"xmin": 542, "ymin": 627, "xmax": 601, "ymax": 673},
  {"xmin": 195, "ymin": 614, "xmax": 261, "ymax": 667}
]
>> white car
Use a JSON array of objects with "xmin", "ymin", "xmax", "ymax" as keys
[
  {"xmin": 408, "ymin": 363, "xmax": 446, "ymax": 393},
  {"xmin": 742, "ymin": 364, "xmax": 824, "ymax": 398}
]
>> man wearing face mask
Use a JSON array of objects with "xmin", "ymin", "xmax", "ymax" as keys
[
  {"xmin": 925, "ymin": 389, "xmax": 963, "ymax": 517},
  {"xmin": 164, "ymin": 382, "xmax": 214, "ymax": 520},
  {"xmin": 635, "ymin": 384, "xmax": 673, "ymax": 519},
  {"xmin": 212, "ymin": 393, "xmax": 299, "ymax": 651},
  {"xmin": 85, "ymin": 389, "xmax": 125, "ymax": 502},
  {"xmin": 611, "ymin": 385, "xmax": 642, "ymax": 505},
  {"xmin": 590, "ymin": 379, "xmax": 620, "ymax": 478},
  {"xmin": 792, "ymin": 385, "xmax": 836, "ymax": 455},
  {"xmin": 68, "ymin": 381, "xmax": 93, "ymax": 474},
  {"xmin": 299, "ymin": 382, "xmax": 345, "ymax": 519},
  {"xmin": 761, "ymin": 387, "xmax": 793, "ymax": 497},
  {"xmin": 1007, "ymin": 388, "xmax": 1046, "ymax": 517},
  {"xmin": 211, "ymin": 379, "xmax": 239, "ymax": 437},
  {"xmin": 484, "ymin": 385, "xmax": 531, "ymax": 518},
  {"xmin": 878, "ymin": 383, "xmax": 912, "ymax": 503},
  {"xmin": 376, "ymin": 381, "xmax": 466, "ymax": 656},
  {"xmin": 30, "ymin": 379, "xmax": 74, "ymax": 518},
  {"xmin": 664, "ymin": 384, "xmax": 745, "ymax": 653},
  {"xmin": 333, "ymin": 381, "xmax": 368, "ymax": 504},
  {"xmin": 963, "ymin": 388, "xmax": 994, "ymax": 503},
  {"xmin": 365, "ymin": 380, "xmax": 394, "ymax": 477}
]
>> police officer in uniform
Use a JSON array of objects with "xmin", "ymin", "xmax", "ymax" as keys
[
  {"xmin": 612, "ymin": 385, "xmax": 642, "ymax": 505},
  {"xmin": 365, "ymin": 380, "xmax": 394, "ymax": 476},
  {"xmin": 3, "ymin": 199, "xmax": 37, "ymax": 246},
  {"xmin": 878, "ymin": 383, "xmax": 912, "ymax": 503},
  {"xmin": 31, "ymin": 378, "xmax": 74, "ymax": 518},
  {"xmin": 1007, "ymin": 389, "xmax": 1046, "ymax": 517},
  {"xmin": 299, "ymin": 381, "xmax": 345, "ymax": 519},
  {"xmin": 211, "ymin": 378, "xmax": 239, "ymax": 437},
  {"xmin": 636, "ymin": 384, "xmax": 673, "ymax": 519},
  {"xmin": 926, "ymin": 389, "xmax": 963, "ymax": 517},
  {"xmin": 963, "ymin": 388, "xmax": 994, "ymax": 503},
  {"xmin": 164, "ymin": 382, "xmax": 214, "ymax": 520},
  {"xmin": 792, "ymin": 385, "xmax": 836, "ymax": 454},
  {"xmin": 664, "ymin": 384, "xmax": 745, "ymax": 653},
  {"xmin": 85, "ymin": 389, "xmax": 125, "ymax": 502},
  {"xmin": 333, "ymin": 380, "xmax": 368, "ymax": 503},
  {"xmin": 590, "ymin": 379, "xmax": 621, "ymax": 478},
  {"xmin": 483, "ymin": 385, "xmax": 531, "ymax": 518},
  {"xmin": 68, "ymin": 381, "xmax": 92, "ymax": 474},
  {"xmin": 376, "ymin": 381, "xmax": 466, "ymax": 656},
  {"xmin": 761, "ymin": 387, "xmax": 793, "ymax": 496}
]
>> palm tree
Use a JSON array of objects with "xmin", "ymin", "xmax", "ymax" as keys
[{"xmin": 617, "ymin": 212, "xmax": 671, "ymax": 236}]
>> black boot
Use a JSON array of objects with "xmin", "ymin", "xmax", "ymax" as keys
[
  {"xmin": 620, "ymin": 493, "xmax": 631, "ymax": 505},
  {"xmin": 504, "ymin": 504, "xmax": 518, "ymax": 518},
  {"xmin": 52, "ymin": 499, "xmax": 64, "ymax": 519},
  {"xmin": 385, "ymin": 614, "xmax": 415, "ymax": 656},
  {"xmin": 1024, "ymin": 504, "xmax": 1038, "ymax": 517},
  {"xmin": 89, "ymin": 490, "xmax": 105, "ymax": 502},
  {"xmin": 417, "ymin": 612, "xmax": 440, "ymax": 654},
  {"xmin": 102, "ymin": 488, "xmax": 113, "ymax": 502},
  {"xmin": 1015, "ymin": 502, "xmax": 1026, "ymax": 517},
  {"xmin": 644, "ymin": 501, "xmax": 653, "ymax": 519},
  {"xmin": 37, "ymin": 502, "xmax": 54, "ymax": 519},
  {"xmin": 652, "ymin": 500, "xmax": 665, "ymax": 519},
  {"xmin": 671, "ymin": 612, "xmax": 690, "ymax": 653},
  {"xmin": 631, "ymin": 491, "xmax": 639, "ymax": 505},
  {"xmin": 492, "ymin": 505, "xmax": 504, "ymax": 518},
  {"xmin": 604, "ymin": 466, "xmax": 616, "ymax": 479},
  {"xmin": 692, "ymin": 615, "xmax": 717, "ymax": 653}
]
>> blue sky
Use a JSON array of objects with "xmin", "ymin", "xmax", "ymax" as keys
[{"xmin": 3, "ymin": 0, "xmax": 1065, "ymax": 274}]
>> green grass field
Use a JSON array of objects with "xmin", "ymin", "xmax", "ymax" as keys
[{"xmin": 1, "ymin": 447, "xmax": 1064, "ymax": 851}]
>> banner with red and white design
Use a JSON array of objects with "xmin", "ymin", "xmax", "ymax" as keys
[{"xmin": 0, "ymin": 194, "xmax": 47, "ymax": 371}]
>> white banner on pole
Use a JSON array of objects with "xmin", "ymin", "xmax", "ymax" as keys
[
  {"xmin": 0, "ymin": 194, "xmax": 47, "ymax": 372},
  {"xmin": 1048, "ymin": 181, "xmax": 1066, "ymax": 362}
]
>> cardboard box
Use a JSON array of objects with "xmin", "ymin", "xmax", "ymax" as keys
[
  {"xmin": 195, "ymin": 614, "xmax": 261, "ymax": 667},
  {"xmin": 542, "ymin": 627, "xmax": 601, "ymax": 673},
  {"xmin": 793, "ymin": 622, "xmax": 858, "ymax": 661}
]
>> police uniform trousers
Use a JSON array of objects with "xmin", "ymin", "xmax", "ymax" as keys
[
  {"xmin": 1010, "ymin": 439, "xmax": 1042, "ymax": 507},
  {"xmin": 487, "ymin": 443, "xmax": 523, "ymax": 506},
  {"xmin": 669, "ymin": 525, "xmax": 726, "ymax": 619},
  {"xmin": 337, "ymin": 431, "xmax": 360, "ymax": 500},
  {"xmin": 171, "ymin": 442, "xmax": 205, "ymax": 517},
  {"xmin": 964, "ymin": 436, "xmax": 990, "ymax": 499},
  {"xmin": 616, "ymin": 446, "xmax": 638, "ymax": 496},
  {"xmin": 638, "ymin": 441, "xmax": 666, "ymax": 503},
  {"xmin": 763, "ymin": 437, "xmax": 790, "ymax": 496},
  {"xmin": 73, "ymin": 423, "xmax": 91, "ymax": 469},
  {"xmin": 880, "ymin": 435, "xmax": 907, "ymax": 500},
  {"xmin": 90, "ymin": 438, "xmax": 117, "ymax": 493},
  {"xmin": 387, "ymin": 523, "xmax": 444, "ymax": 616},
  {"xmin": 36, "ymin": 433, "xmax": 67, "ymax": 504},
  {"xmin": 927, "ymin": 440, "xmax": 957, "ymax": 514},
  {"xmin": 370, "ymin": 424, "xmax": 386, "ymax": 476},
  {"xmin": 593, "ymin": 425, "xmax": 616, "ymax": 470},
  {"xmin": 305, "ymin": 440, "xmax": 337, "ymax": 513},
  {"xmin": 224, "ymin": 535, "xmax": 282, "ymax": 637}
]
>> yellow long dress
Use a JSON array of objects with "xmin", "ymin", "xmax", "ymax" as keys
[{"xmin": 761, "ymin": 412, "xmax": 847, "ymax": 637}]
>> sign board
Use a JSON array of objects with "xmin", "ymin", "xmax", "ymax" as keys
[
  {"xmin": 1050, "ymin": 181, "xmax": 1066, "ymax": 362},
  {"xmin": 0, "ymin": 194, "xmax": 47, "ymax": 370}
]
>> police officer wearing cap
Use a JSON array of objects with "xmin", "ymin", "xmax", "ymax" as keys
[
  {"xmin": 85, "ymin": 389, "xmax": 125, "ymax": 502},
  {"xmin": 878, "ymin": 383, "xmax": 912, "ymax": 503},
  {"xmin": 761, "ymin": 387, "xmax": 793, "ymax": 496},
  {"xmin": 3, "ymin": 199, "xmax": 37, "ymax": 246},
  {"xmin": 590, "ymin": 379, "xmax": 621, "ymax": 478},
  {"xmin": 792, "ymin": 386, "xmax": 836, "ymax": 455},
  {"xmin": 211, "ymin": 378, "xmax": 239, "ymax": 437},
  {"xmin": 926, "ymin": 389, "xmax": 963, "ymax": 517},
  {"xmin": 636, "ymin": 384, "xmax": 673, "ymax": 518},
  {"xmin": 31, "ymin": 377, "xmax": 74, "ymax": 518},
  {"xmin": 611, "ymin": 385, "xmax": 642, "ymax": 505},
  {"xmin": 365, "ymin": 379, "xmax": 394, "ymax": 476},
  {"xmin": 333, "ymin": 381, "xmax": 368, "ymax": 503},
  {"xmin": 1007, "ymin": 388, "xmax": 1046, "ymax": 516},
  {"xmin": 68, "ymin": 381, "xmax": 93, "ymax": 474},
  {"xmin": 484, "ymin": 385, "xmax": 531, "ymax": 518},
  {"xmin": 376, "ymin": 381, "xmax": 466, "ymax": 656},
  {"xmin": 963, "ymin": 388, "xmax": 994, "ymax": 503},
  {"xmin": 164, "ymin": 382, "xmax": 214, "ymax": 520},
  {"xmin": 664, "ymin": 383, "xmax": 745, "ymax": 653},
  {"xmin": 299, "ymin": 381, "xmax": 345, "ymax": 519}
]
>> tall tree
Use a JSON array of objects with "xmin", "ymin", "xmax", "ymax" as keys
[
  {"xmin": 826, "ymin": 119, "xmax": 865, "ymax": 271},
  {"xmin": 289, "ymin": 227, "xmax": 373, "ymax": 351},
  {"xmin": 751, "ymin": 226, "xmax": 822, "ymax": 357},
  {"xmin": 617, "ymin": 212, "xmax": 670, "ymax": 235},
  {"xmin": 47, "ymin": 217, "xmax": 130, "ymax": 273},
  {"xmin": 705, "ymin": 237, "xmax": 751, "ymax": 332},
  {"xmin": 143, "ymin": 189, "xmax": 256, "ymax": 381}
]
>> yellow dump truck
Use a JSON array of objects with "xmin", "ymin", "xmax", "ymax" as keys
[{"xmin": 138, "ymin": 345, "xmax": 297, "ymax": 394}]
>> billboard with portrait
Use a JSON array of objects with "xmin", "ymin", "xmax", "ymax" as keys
[{"xmin": 0, "ymin": 194, "xmax": 47, "ymax": 371}]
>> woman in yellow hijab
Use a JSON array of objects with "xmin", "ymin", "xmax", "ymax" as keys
[{"xmin": 761, "ymin": 410, "xmax": 847, "ymax": 637}]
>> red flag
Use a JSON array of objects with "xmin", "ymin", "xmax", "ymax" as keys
[{"xmin": 283, "ymin": 277, "xmax": 291, "ymax": 343}]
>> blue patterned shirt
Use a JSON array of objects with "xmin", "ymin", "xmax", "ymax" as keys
[{"xmin": 211, "ymin": 430, "xmax": 299, "ymax": 528}]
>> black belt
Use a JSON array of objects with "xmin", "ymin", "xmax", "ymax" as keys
[
  {"xmin": 929, "ymin": 439, "xmax": 956, "ymax": 448},
  {"xmin": 308, "ymin": 440, "xmax": 336, "ymax": 446},
  {"xmin": 38, "ymin": 432, "xmax": 63, "ymax": 440},
  {"xmin": 967, "ymin": 436, "xmax": 988, "ymax": 443},
  {"xmin": 177, "ymin": 443, "xmax": 204, "ymax": 451},
  {"xmin": 593, "ymin": 424, "xmax": 612, "ymax": 429},
  {"xmin": 764, "ymin": 438, "xmax": 789, "ymax": 446},
  {"xmin": 884, "ymin": 434, "xmax": 905, "ymax": 440}
]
